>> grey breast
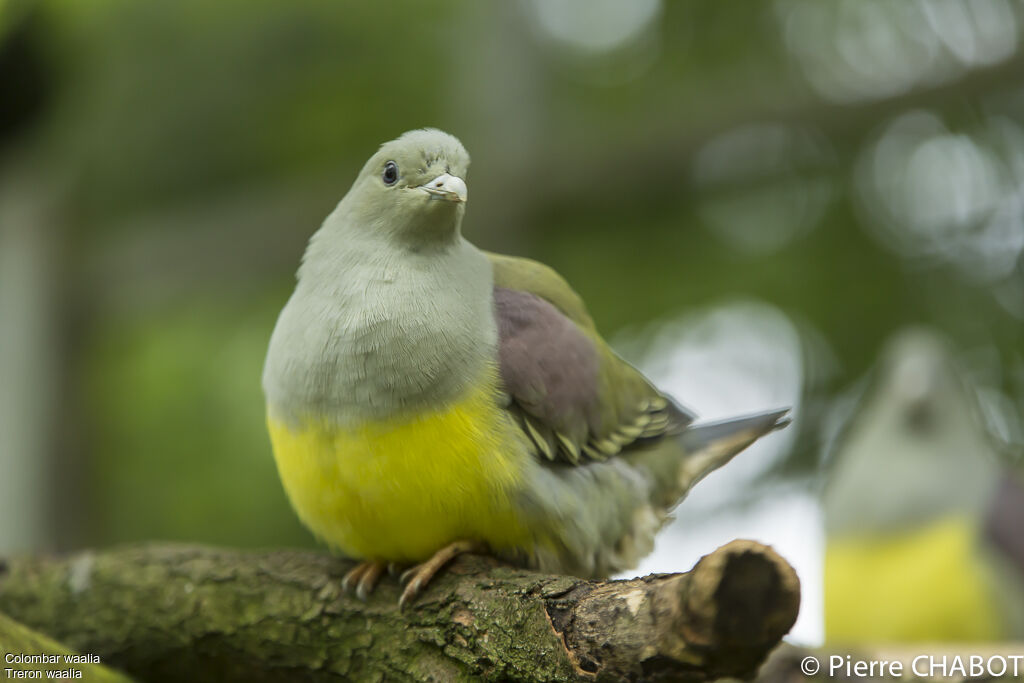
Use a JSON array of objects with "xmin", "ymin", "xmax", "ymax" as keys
[{"xmin": 263, "ymin": 239, "xmax": 498, "ymax": 425}]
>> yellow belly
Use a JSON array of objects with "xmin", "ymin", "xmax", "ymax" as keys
[
  {"xmin": 826, "ymin": 516, "xmax": 1004, "ymax": 643},
  {"xmin": 266, "ymin": 371, "xmax": 530, "ymax": 561}
]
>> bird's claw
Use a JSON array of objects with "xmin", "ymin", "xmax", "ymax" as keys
[
  {"xmin": 341, "ymin": 561, "xmax": 385, "ymax": 601},
  {"xmin": 342, "ymin": 542, "xmax": 482, "ymax": 608},
  {"xmin": 397, "ymin": 540, "xmax": 482, "ymax": 609}
]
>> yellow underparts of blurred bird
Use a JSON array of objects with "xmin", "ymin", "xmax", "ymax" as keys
[{"xmin": 826, "ymin": 516, "xmax": 1004, "ymax": 643}]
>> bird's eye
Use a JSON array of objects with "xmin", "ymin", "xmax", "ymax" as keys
[{"xmin": 382, "ymin": 161, "xmax": 399, "ymax": 186}]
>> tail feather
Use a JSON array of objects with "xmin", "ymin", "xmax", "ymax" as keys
[
  {"xmin": 537, "ymin": 407, "xmax": 791, "ymax": 577},
  {"xmin": 677, "ymin": 408, "xmax": 791, "ymax": 493}
]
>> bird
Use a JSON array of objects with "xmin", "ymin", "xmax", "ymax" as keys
[
  {"xmin": 824, "ymin": 329, "xmax": 1024, "ymax": 642},
  {"xmin": 262, "ymin": 128, "xmax": 790, "ymax": 606}
]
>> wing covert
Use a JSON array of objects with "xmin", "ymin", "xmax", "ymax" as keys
[{"xmin": 488, "ymin": 252, "xmax": 693, "ymax": 465}]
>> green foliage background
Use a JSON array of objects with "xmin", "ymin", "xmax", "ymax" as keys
[{"xmin": 1, "ymin": 0, "xmax": 1021, "ymax": 551}]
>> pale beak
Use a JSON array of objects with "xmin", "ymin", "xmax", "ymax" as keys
[{"xmin": 419, "ymin": 173, "xmax": 467, "ymax": 203}]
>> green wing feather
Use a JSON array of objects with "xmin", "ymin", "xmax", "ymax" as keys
[{"xmin": 487, "ymin": 252, "xmax": 694, "ymax": 466}]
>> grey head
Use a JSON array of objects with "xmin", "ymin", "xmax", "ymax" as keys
[
  {"xmin": 316, "ymin": 128, "xmax": 471, "ymax": 252},
  {"xmin": 825, "ymin": 328, "xmax": 1002, "ymax": 535}
]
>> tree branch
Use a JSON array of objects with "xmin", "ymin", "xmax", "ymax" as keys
[{"xmin": 0, "ymin": 540, "xmax": 799, "ymax": 682}]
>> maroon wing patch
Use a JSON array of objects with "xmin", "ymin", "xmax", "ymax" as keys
[
  {"xmin": 494, "ymin": 287, "xmax": 601, "ymax": 443},
  {"xmin": 493, "ymin": 286, "xmax": 686, "ymax": 464}
]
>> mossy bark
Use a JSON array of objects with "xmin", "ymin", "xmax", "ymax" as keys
[{"xmin": 0, "ymin": 540, "xmax": 799, "ymax": 682}]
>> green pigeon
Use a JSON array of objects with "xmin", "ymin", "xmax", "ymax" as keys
[
  {"xmin": 262, "ymin": 128, "xmax": 789, "ymax": 605},
  {"xmin": 824, "ymin": 329, "xmax": 1024, "ymax": 642}
]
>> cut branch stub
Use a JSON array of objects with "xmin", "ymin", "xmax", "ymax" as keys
[{"xmin": 549, "ymin": 539, "xmax": 801, "ymax": 681}]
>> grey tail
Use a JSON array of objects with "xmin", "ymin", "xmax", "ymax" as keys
[{"xmin": 676, "ymin": 408, "xmax": 791, "ymax": 493}]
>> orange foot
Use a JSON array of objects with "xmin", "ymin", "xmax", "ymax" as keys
[
  {"xmin": 399, "ymin": 540, "xmax": 484, "ymax": 609},
  {"xmin": 341, "ymin": 561, "xmax": 386, "ymax": 601}
]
